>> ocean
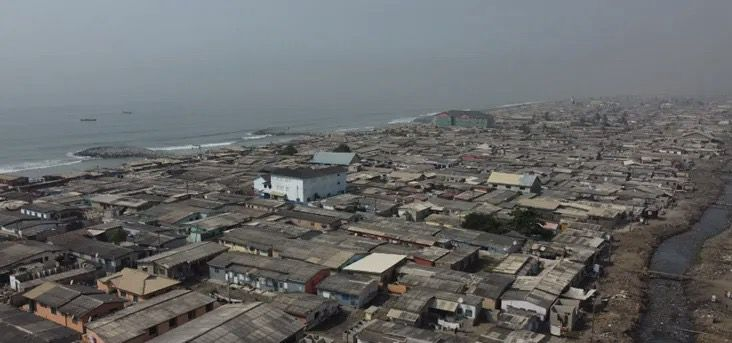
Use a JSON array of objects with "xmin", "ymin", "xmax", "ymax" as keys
[{"xmin": 0, "ymin": 103, "xmax": 440, "ymax": 177}]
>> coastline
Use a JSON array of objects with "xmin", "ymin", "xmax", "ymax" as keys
[
  {"xmin": 581, "ymin": 154, "xmax": 728, "ymax": 342},
  {"xmin": 1, "ymin": 100, "xmax": 543, "ymax": 177},
  {"xmin": 2, "ymin": 118, "xmax": 409, "ymax": 177}
]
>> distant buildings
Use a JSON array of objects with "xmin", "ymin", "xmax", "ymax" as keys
[
  {"xmin": 310, "ymin": 151, "xmax": 358, "ymax": 166},
  {"xmin": 254, "ymin": 166, "xmax": 347, "ymax": 203},
  {"xmin": 433, "ymin": 110, "xmax": 495, "ymax": 128}
]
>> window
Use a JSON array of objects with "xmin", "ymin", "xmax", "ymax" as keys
[
  {"xmin": 168, "ymin": 318, "xmax": 177, "ymax": 328},
  {"xmin": 188, "ymin": 310, "xmax": 196, "ymax": 320},
  {"xmin": 148, "ymin": 326, "xmax": 158, "ymax": 337},
  {"xmin": 205, "ymin": 303, "xmax": 214, "ymax": 312},
  {"xmin": 50, "ymin": 307, "xmax": 57, "ymax": 315}
]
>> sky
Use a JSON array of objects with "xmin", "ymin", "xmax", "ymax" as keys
[{"xmin": 2, "ymin": 0, "xmax": 732, "ymax": 112}]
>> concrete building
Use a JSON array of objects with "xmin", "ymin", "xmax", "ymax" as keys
[
  {"xmin": 20, "ymin": 203, "xmax": 84, "ymax": 222},
  {"xmin": 433, "ymin": 110, "xmax": 495, "ymax": 128},
  {"xmin": 137, "ymin": 242, "xmax": 228, "ymax": 281},
  {"xmin": 316, "ymin": 273, "xmax": 378, "ymax": 308},
  {"xmin": 342, "ymin": 253, "xmax": 407, "ymax": 286},
  {"xmin": 0, "ymin": 241, "xmax": 65, "ymax": 283},
  {"xmin": 0, "ymin": 303, "xmax": 79, "ymax": 343},
  {"xmin": 254, "ymin": 166, "xmax": 347, "ymax": 203},
  {"xmin": 23, "ymin": 282, "xmax": 125, "ymax": 334},
  {"xmin": 208, "ymin": 252, "xmax": 330, "ymax": 294},
  {"xmin": 270, "ymin": 293, "xmax": 340, "ymax": 329},
  {"xmin": 47, "ymin": 233, "xmax": 137, "ymax": 274}
]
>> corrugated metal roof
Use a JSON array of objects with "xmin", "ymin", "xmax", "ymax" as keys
[
  {"xmin": 487, "ymin": 172, "xmax": 538, "ymax": 187},
  {"xmin": 86, "ymin": 290, "xmax": 215, "ymax": 343},
  {"xmin": 310, "ymin": 152, "xmax": 357, "ymax": 166},
  {"xmin": 146, "ymin": 303, "xmax": 304, "ymax": 343}
]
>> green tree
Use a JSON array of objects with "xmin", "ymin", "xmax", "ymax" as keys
[
  {"xmin": 462, "ymin": 213, "xmax": 504, "ymax": 234},
  {"xmin": 279, "ymin": 144, "xmax": 297, "ymax": 156},
  {"xmin": 106, "ymin": 229, "xmax": 128, "ymax": 244},
  {"xmin": 509, "ymin": 208, "xmax": 552, "ymax": 240},
  {"xmin": 333, "ymin": 143, "xmax": 352, "ymax": 153}
]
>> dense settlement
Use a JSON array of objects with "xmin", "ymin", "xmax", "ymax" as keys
[{"xmin": 0, "ymin": 97, "xmax": 729, "ymax": 343}]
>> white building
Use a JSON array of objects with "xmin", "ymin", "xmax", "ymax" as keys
[{"xmin": 254, "ymin": 166, "xmax": 347, "ymax": 203}]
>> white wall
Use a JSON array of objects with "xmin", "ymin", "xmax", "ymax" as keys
[
  {"xmin": 266, "ymin": 172, "xmax": 346, "ymax": 202},
  {"xmin": 501, "ymin": 300, "xmax": 548, "ymax": 321},
  {"xmin": 302, "ymin": 172, "xmax": 347, "ymax": 201},
  {"xmin": 270, "ymin": 175, "xmax": 305, "ymax": 201}
]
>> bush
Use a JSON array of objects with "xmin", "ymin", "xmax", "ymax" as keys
[
  {"xmin": 509, "ymin": 208, "xmax": 553, "ymax": 240},
  {"xmin": 279, "ymin": 144, "xmax": 297, "ymax": 156},
  {"xmin": 333, "ymin": 143, "xmax": 352, "ymax": 153},
  {"xmin": 462, "ymin": 213, "xmax": 504, "ymax": 234}
]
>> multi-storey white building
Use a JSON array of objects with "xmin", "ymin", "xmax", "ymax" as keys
[{"xmin": 254, "ymin": 166, "xmax": 347, "ymax": 203}]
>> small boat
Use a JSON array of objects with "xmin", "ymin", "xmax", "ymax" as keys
[
  {"xmin": 122, "ymin": 111, "xmax": 132, "ymax": 114},
  {"xmin": 80, "ymin": 118, "xmax": 97, "ymax": 122}
]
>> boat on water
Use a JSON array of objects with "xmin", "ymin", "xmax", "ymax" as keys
[
  {"xmin": 80, "ymin": 118, "xmax": 97, "ymax": 122},
  {"xmin": 122, "ymin": 111, "xmax": 132, "ymax": 114}
]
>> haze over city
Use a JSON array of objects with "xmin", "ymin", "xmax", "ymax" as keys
[{"xmin": 2, "ymin": 1, "xmax": 732, "ymax": 112}]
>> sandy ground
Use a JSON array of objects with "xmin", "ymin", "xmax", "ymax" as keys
[
  {"xmin": 686, "ymin": 227, "xmax": 732, "ymax": 342},
  {"xmin": 579, "ymin": 158, "xmax": 726, "ymax": 343}
]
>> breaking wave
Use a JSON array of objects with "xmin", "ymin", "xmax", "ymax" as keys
[
  {"xmin": 0, "ymin": 158, "xmax": 85, "ymax": 173},
  {"xmin": 241, "ymin": 133, "xmax": 272, "ymax": 140},
  {"xmin": 148, "ymin": 141, "xmax": 237, "ymax": 151},
  {"xmin": 388, "ymin": 112, "xmax": 440, "ymax": 124},
  {"xmin": 335, "ymin": 126, "xmax": 374, "ymax": 132}
]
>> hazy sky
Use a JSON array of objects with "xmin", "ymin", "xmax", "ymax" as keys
[{"xmin": 2, "ymin": 1, "xmax": 732, "ymax": 112}]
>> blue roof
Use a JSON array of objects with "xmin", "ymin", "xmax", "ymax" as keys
[{"xmin": 310, "ymin": 152, "xmax": 357, "ymax": 166}]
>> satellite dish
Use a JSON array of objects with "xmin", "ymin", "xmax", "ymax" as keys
[{"xmin": 458, "ymin": 297, "xmax": 464, "ymax": 304}]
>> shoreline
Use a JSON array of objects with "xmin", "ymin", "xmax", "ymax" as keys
[
  {"xmin": 2, "ymin": 100, "xmax": 548, "ymax": 177},
  {"xmin": 581, "ymin": 154, "xmax": 728, "ymax": 342}
]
